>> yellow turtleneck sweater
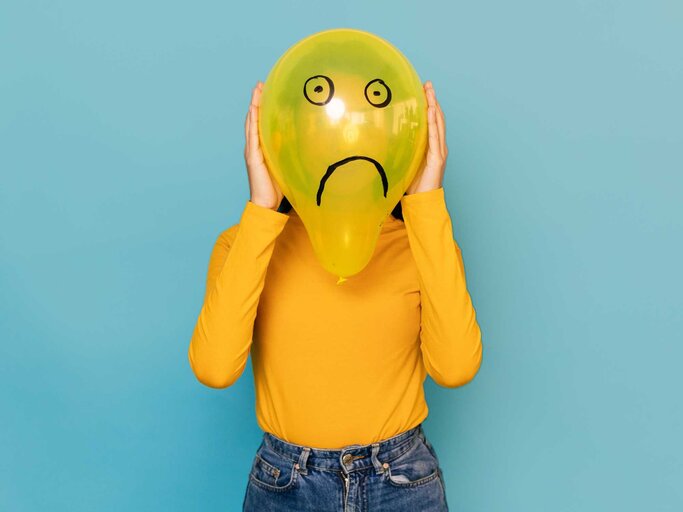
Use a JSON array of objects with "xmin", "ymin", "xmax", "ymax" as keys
[{"xmin": 188, "ymin": 186, "xmax": 483, "ymax": 449}]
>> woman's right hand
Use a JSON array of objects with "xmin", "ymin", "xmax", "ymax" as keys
[{"xmin": 244, "ymin": 81, "xmax": 284, "ymax": 211}]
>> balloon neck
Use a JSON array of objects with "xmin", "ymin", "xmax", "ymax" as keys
[{"xmin": 336, "ymin": 275, "xmax": 348, "ymax": 285}]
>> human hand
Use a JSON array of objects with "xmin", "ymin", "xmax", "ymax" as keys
[
  {"xmin": 405, "ymin": 81, "xmax": 448, "ymax": 195},
  {"xmin": 245, "ymin": 81, "xmax": 284, "ymax": 210}
]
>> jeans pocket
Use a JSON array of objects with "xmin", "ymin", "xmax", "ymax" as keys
[
  {"xmin": 248, "ymin": 444, "xmax": 300, "ymax": 492},
  {"xmin": 383, "ymin": 436, "xmax": 441, "ymax": 488}
]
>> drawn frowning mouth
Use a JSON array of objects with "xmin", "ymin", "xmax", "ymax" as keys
[{"xmin": 316, "ymin": 155, "xmax": 388, "ymax": 206}]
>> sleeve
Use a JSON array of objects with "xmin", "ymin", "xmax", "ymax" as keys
[
  {"xmin": 400, "ymin": 186, "xmax": 483, "ymax": 388},
  {"xmin": 188, "ymin": 199, "xmax": 290, "ymax": 388}
]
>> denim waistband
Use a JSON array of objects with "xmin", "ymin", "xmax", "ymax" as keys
[{"xmin": 261, "ymin": 423, "xmax": 426, "ymax": 474}]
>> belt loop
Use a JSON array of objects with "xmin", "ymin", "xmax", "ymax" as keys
[
  {"xmin": 296, "ymin": 446, "xmax": 311, "ymax": 475},
  {"xmin": 370, "ymin": 442, "xmax": 384, "ymax": 475},
  {"xmin": 417, "ymin": 423, "xmax": 425, "ymax": 442}
]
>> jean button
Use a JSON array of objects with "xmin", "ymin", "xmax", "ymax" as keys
[{"xmin": 342, "ymin": 453, "xmax": 354, "ymax": 465}]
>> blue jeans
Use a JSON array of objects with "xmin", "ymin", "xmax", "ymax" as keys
[{"xmin": 242, "ymin": 423, "xmax": 449, "ymax": 511}]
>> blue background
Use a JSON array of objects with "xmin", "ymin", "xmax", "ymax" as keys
[{"xmin": 1, "ymin": 1, "xmax": 681, "ymax": 510}]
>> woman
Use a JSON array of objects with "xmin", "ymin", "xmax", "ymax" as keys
[{"xmin": 188, "ymin": 80, "xmax": 483, "ymax": 511}]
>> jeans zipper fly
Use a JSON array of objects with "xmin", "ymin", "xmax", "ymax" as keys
[{"xmin": 342, "ymin": 472, "xmax": 349, "ymax": 509}]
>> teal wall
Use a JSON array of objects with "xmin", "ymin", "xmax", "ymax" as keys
[{"xmin": 1, "ymin": 1, "xmax": 681, "ymax": 510}]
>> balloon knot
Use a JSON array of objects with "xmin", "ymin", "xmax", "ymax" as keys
[{"xmin": 336, "ymin": 275, "xmax": 348, "ymax": 285}]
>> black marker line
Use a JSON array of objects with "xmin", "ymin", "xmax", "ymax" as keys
[{"xmin": 316, "ymin": 156, "xmax": 388, "ymax": 206}]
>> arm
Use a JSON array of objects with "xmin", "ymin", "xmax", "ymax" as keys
[
  {"xmin": 188, "ymin": 199, "xmax": 289, "ymax": 388},
  {"xmin": 401, "ymin": 186, "xmax": 483, "ymax": 388}
]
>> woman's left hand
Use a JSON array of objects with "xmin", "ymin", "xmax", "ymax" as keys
[{"xmin": 405, "ymin": 81, "xmax": 448, "ymax": 195}]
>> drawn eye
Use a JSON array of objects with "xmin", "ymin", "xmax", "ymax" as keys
[
  {"xmin": 304, "ymin": 75, "xmax": 335, "ymax": 106},
  {"xmin": 364, "ymin": 79, "xmax": 392, "ymax": 108}
]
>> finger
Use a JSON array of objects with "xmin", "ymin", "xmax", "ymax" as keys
[
  {"xmin": 245, "ymin": 107, "xmax": 250, "ymax": 147},
  {"xmin": 248, "ymin": 105, "xmax": 260, "ymax": 157},
  {"xmin": 425, "ymin": 84, "xmax": 436, "ymax": 108},
  {"xmin": 429, "ymin": 83, "xmax": 446, "ymax": 157},
  {"xmin": 425, "ymin": 85, "xmax": 439, "ymax": 156},
  {"xmin": 425, "ymin": 82, "xmax": 439, "ymax": 154},
  {"xmin": 427, "ymin": 105, "xmax": 440, "ymax": 156},
  {"xmin": 250, "ymin": 85, "xmax": 260, "ymax": 107},
  {"xmin": 245, "ymin": 85, "xmax": 259, "ymax": 155},
  {"xmin": 434, "ymin": 100, "xmax": 446, "ymax": 158},
  {"xmin": 252, "ymin": 85, "xmax": 262, "ymax": 107}
]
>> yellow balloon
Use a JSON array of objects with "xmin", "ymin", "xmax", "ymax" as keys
[{"xmin": 259, "ymin": 28, "xmax": 427, "ymax": 284}]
